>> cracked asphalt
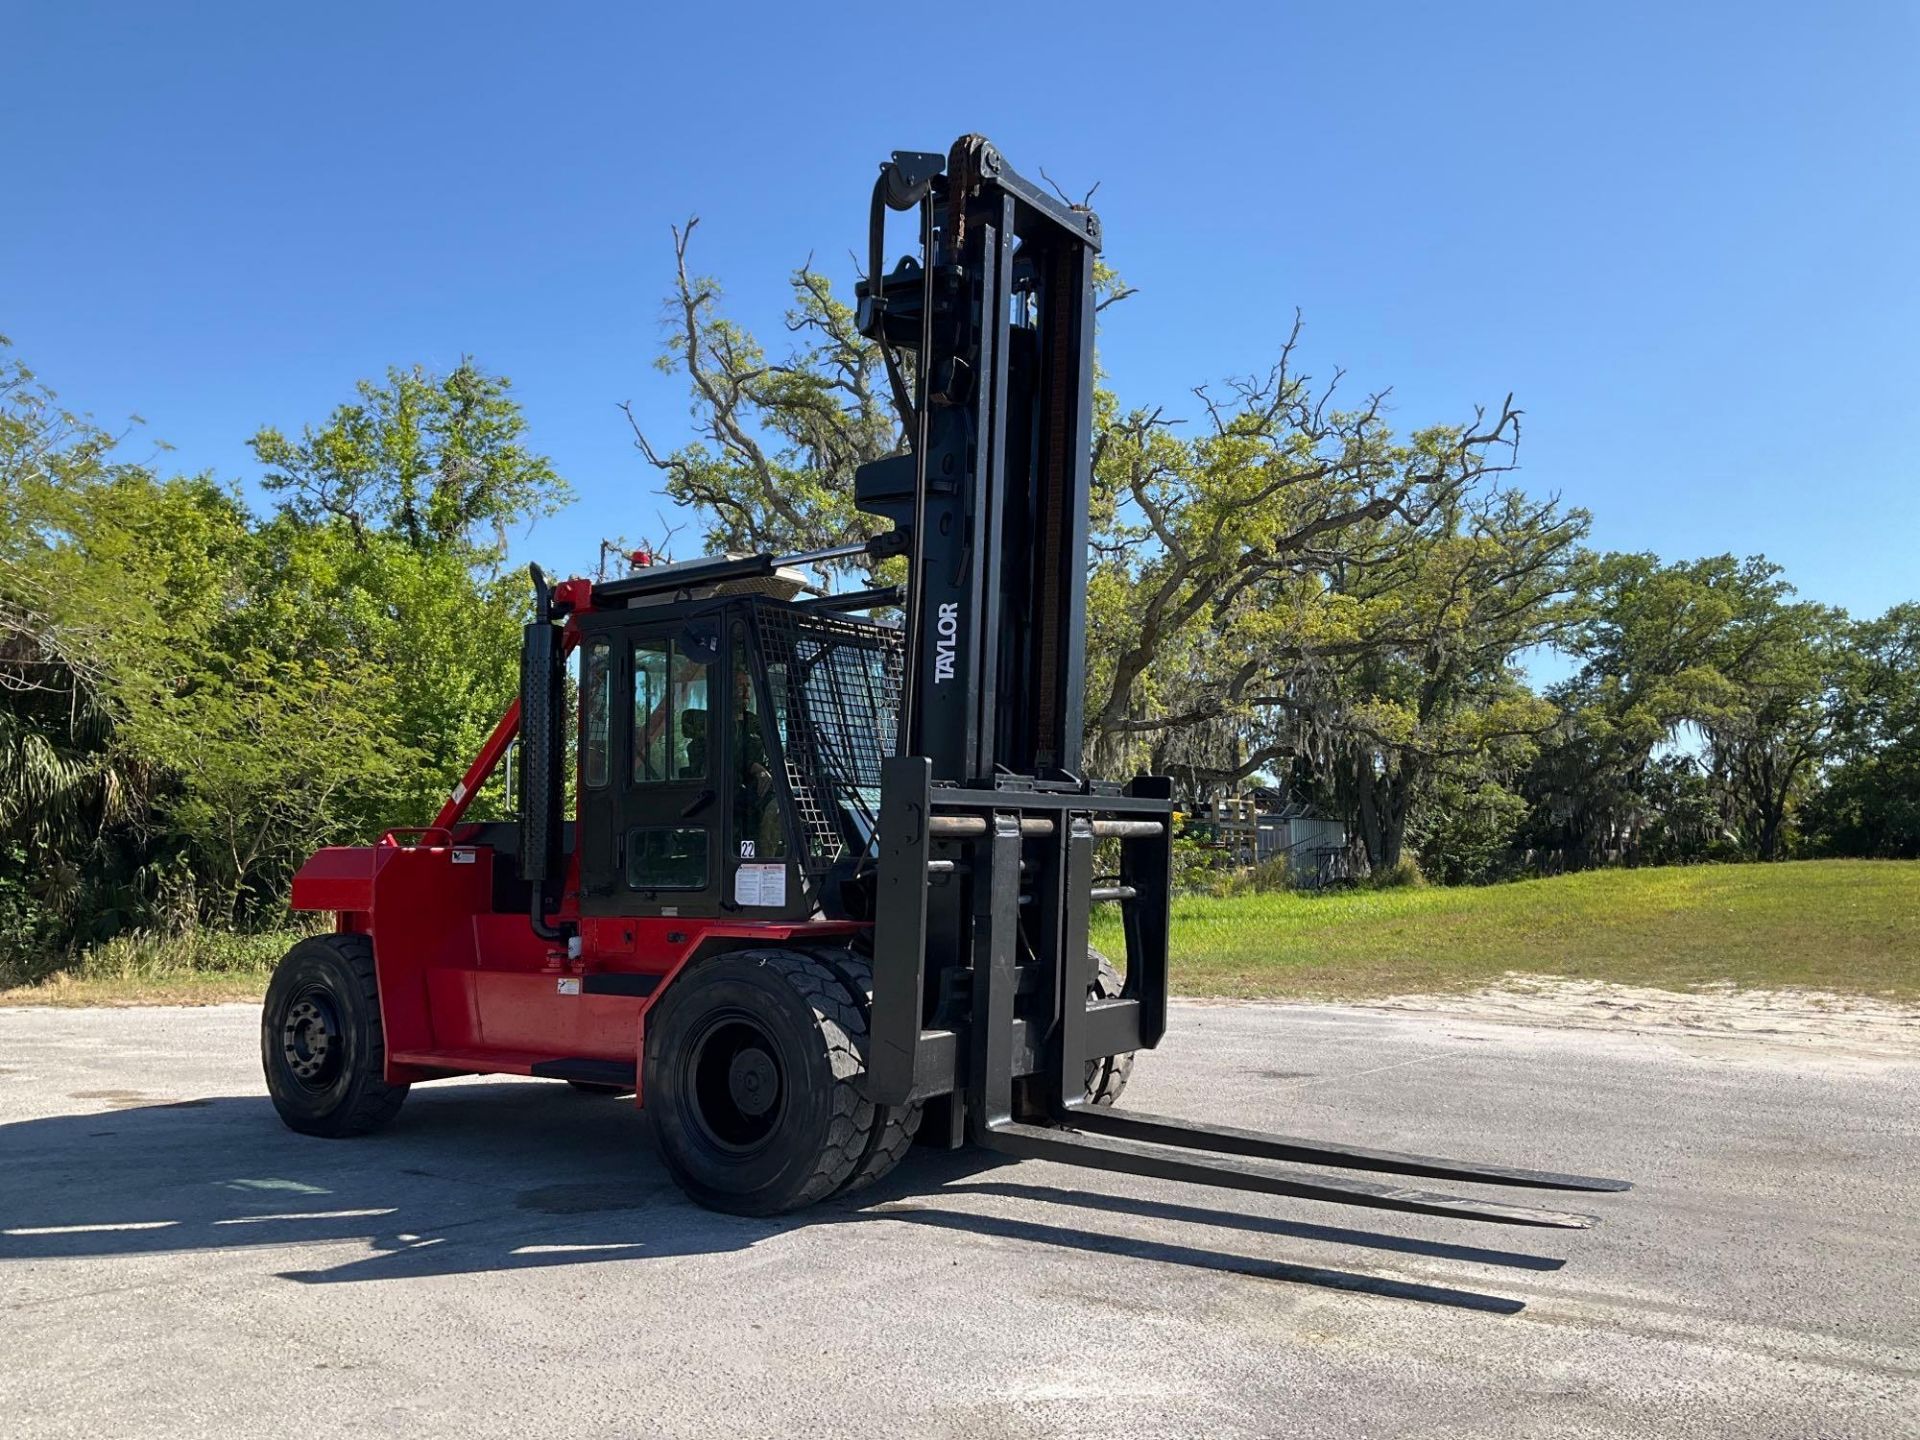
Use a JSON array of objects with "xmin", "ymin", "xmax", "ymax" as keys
[{"xmin": 1, "ymin": 999, "xmax": 1914, "ymax": 1438}]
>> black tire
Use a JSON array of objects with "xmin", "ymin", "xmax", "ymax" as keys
[
  {"xmin": 642, "ymin": 949, "xmax": 877, "ymax": 1216},
  {"xmin": 261, "ymin": 933, "xmax": 408, "ymax": 1138},
  {"xmin": 812, "ymin": 951, "xmax": 923, "ymax": 1196},
  {"xmin": 1084, "ymin": 948, "xmax": 1135, "ymax": 1107}
]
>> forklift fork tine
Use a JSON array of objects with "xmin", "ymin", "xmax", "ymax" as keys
[
  {"xmin": 1051, "ymin": 1104, "xmax": 1632, "ymax": 1194},
  {"xmin": 978, "ymin": 1121, "xmax": 1599, "ymax": 1229}
]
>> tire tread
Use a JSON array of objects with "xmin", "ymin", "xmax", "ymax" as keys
[
  {"xmin": 1084, "ymin": 949, "xmax": 1135, "ymax": 1107},
  {"xmin": 264, "ymin": 932, "xmax": 408, "ymax": 1138},
  {"xmin": 810, "ymin": 950, "xmax": 923, "ymax": 1197},
  {"xmin": 751, "ymin": 950, "xmax": 877, "ymax": 1208}
]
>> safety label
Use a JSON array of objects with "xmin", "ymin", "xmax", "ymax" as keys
[{"xmin": 734, "ymin": 863, "xmax": 787, "ymax": 907}]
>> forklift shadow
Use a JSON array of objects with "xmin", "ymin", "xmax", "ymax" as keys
[{"xmin": 0, "ymin": 1081, "xmax": 1546, "ymax": 1313}]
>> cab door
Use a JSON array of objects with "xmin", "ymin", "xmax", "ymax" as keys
[{"xmin": 578, "ymin": 615, "xmax": 723, "ymax": 916}]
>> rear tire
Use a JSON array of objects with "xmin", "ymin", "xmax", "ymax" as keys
[
  {"xmin": 642, "ymin": 949, "xmax": 876, "ymax": 1216},
  {"xmin": 261, "ymin": 933, "xmax": 408, "ymax": 1137},
  {"xmin": 1084, "ymin": 949, "xmax": 1135, "ymax": 1107}
]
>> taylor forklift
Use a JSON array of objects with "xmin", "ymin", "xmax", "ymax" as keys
[{"xmin": 265, "ymin": 136, "xmax": 1628, "ymax": 1226}]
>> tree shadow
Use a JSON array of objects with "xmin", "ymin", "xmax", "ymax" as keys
[{"xmin": 1, "ymin": 1080, "xmax": 1549, "ymax": 1313}]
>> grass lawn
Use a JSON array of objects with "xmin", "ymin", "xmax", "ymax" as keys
[
  {"xmin": 1090, "ymin": 859, "xmax": 1920, "ymax": 1001},
  {"xmin": 1, "ymin": 970, "xmax": 277, "ymax": 1007},
  {"xmin": 0, "ymin": 929, "xmax": 295, "ymax": 1007},
  {"xmin": 4, "ymin": 860, "xmax": 1914, "ymax": 1007}
]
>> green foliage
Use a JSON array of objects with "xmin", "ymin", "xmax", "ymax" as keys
[
  {"xmin": 0, "ymin": 340, "xmax": 565, "ymax": 963},
  {"xmin": 0, "ymin": 342, "xmax": 185, "ymax": 957},
  {"xmin": 1084, "ymin": 331, "xmax": 1541, "ymax": 805},
  {"xmin": 629, "ymin": 231, "xmax": 1918, "ymax": 892},
  {"xmin": 5, "ymin": 209, "xmax": 1920, "ymax": 994},
  {"xmin": 1200, "ymin": 855, "xmax": 1295, "ymax": 898},
  {"xmin": 1285, "ymin": 488, "xmax": 1588, "ymax": 873},
  {"xmin": 123, "ymin": 651, "xmax": 398, "ymax": 922},
  {"xmin": 1630, "ymin": 756, "xmax": 1734, "ymax": 866},
  {"xmin": 245, "ymin": 360, "xmax": 565, "ymax": 825},
  {"xmin": 1807, "ymin": 604, "xmax": 1920, "ymax": 857},
  {"xmin": 1166, "ymin": 826, "xmax": 1221, "ymax": 893},
  {"xmin": 1362, "ymin": 856, "xmax": 1427, "ymax": 890},
  {"xmin": 250, "ymin": 360, "xmax": 568, "ymax": 555},
  {"xmin": 1406, "ymin": 771, "xmax": 1530, "ymax": 885},
  {"xmin": 1525, "ymin": 553, "xmax": 1845, "ymax": 867},
  {"xmin": 631, "ymin": 225, "xmax": 899, "ymax": 578},
  {"xmin": 0, "ymin": 924, "xmax": 303, "ymax": 996}
]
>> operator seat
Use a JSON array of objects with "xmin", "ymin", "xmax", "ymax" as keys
[{"xmin": 680, "ymin": 708, "xmax": 707, "ymax": 778}]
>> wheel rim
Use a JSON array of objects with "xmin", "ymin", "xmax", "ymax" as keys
[
  {"xmin": 684, "ymin": 1010, "xmax": 786, "ymax": 1156},
  {"xmin": 281, "ymin": 985, "xmax": 344, "ymax": 1092}
]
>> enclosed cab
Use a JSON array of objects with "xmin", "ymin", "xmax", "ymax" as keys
[
  {"xmin": 566, "ymin": 570, "xmax": 901, "ymax": 927},
  {"xmin": 270, "ymin": 556, "xmax": 968, "ymax": 1213}
]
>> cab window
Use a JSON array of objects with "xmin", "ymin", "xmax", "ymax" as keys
[
  {"xmin": 581, "ymin": 640, "xmax": 611, "ymax": 788},
  {"xmin": 633, "ymin": 636, "xmax": 711, "ymax": 783},
  {"xmin": 731, "ymin": 635, "xmax": 787, "ymax": 861},
  {"xmin": 625, "ymin": 826, "xmax": 707, "ymax": 890}
]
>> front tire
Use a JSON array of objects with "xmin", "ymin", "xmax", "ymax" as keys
[
  {"xmin": 812, "ymin": 951, "xmax": 923, "ymax": 1196},
  {"xmin": 1084, "ymin": 949, "xmax": 1135, "ymax": 1106},
  {"xmin": 642, "ymin": 949, "xmax": 877, "ymax": 1216},
  {"xmin": 261, "ymin": 933, "xmax": 408, "ymax": 1137}
]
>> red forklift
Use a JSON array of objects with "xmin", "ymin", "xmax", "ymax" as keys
[{"xmin": 265, "ymin": 136, "xmax": 1628, "ymax": 1224}]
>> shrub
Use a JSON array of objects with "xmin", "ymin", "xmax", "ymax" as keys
[
  {"xmin": 1365, "ymin": 856, "xmax": 1427, "ymax": 890},
  {"xmin": 1205, "ymin": 856, "xmax": 1293, "ymax": 898}
]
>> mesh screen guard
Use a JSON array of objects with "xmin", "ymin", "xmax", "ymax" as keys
[{"xmin": 751, "ymin": 602, "xmax": 904, "ymax": 873}]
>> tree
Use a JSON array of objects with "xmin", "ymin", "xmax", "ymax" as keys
[
  {"xmin": 1283, "ymin": 486, "xmax": 1588, "ymax": 872},
  {"xmin": 1807, "ymin": 604, "xmax": 1920, "ymax": 857},
  {"xmin": 247, "ymin": 360, "xmax": 572, "ymax": 825},
  {"xmin": 0, "ymin": 340, "xmax": 215, "ymax": 956},
  {"xmin": 626, "ymin": 221, "xmax": 899, "ymax": 578},
  {"xmin": 250, "ymin": 360, "xmax": 568, "ymax": 555},
  {"xmin": 1699, "ymin": 596, "xmax": 1843, "ymax": 861},
  {"xmin": 5, "ymin": 442, "xmax": 392, "ymax": 929},
  {"xmin": 629, "ymin": 221, "xmax": 1150, "ymax": 594},
  {"xmin": 1523, "ymin": 553, "xmax": 1840, "ymax": 867},
  {"xmin": 1082, "ymin": 317, "xmax": 1528, "ymax": 786},
  {"xmin": 631, "ymin": 228, "xmax": 1541, "ymax": 848},
  {"xmin": 0, "ymin": 342, "xmax": 574, "ymax": 962},
  {"xmin": 125, "ymin": 651, "xmax": 395, "ymax": 923}
]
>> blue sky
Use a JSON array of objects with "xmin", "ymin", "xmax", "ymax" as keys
[{"xmin": 4, "ymin": 3, "xmax": 1915, "ymax": 619}]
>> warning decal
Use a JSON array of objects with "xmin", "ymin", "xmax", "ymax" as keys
[{"xmin": 734, "ymin": 864, "xmax": 787, "ymax": 907}]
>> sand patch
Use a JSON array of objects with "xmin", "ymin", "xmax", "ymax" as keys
[{"xmin": 1359, "ymin": 974, "xmax": 1920, "ymax": 1061}]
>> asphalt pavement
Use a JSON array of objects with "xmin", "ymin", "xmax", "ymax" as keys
[{"xmin": 1, "ymin": 999, "xmax": 1914, "ymax": 1439}]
